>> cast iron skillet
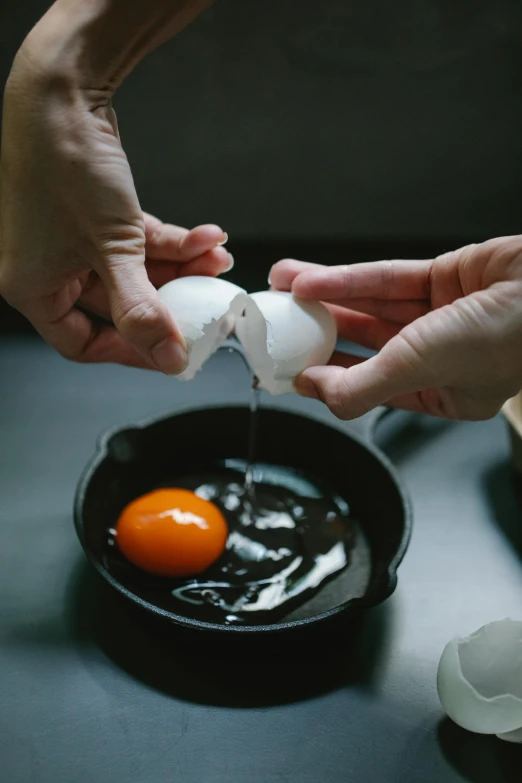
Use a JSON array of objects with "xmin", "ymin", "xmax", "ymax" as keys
[{"xmin": 74, "ymin": 404, "xmax": 412, "ymax": 636}]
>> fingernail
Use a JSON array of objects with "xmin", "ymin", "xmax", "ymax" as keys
[
  {"xmin": 152, "ymin": 337, "xmax": 188, "ymax": 375},
  {"xmin": 218, "ymin": 231, "xmax": 228, "ymax": 246},
  {"xmin": 294, "ymin": 374, "xmax": 319, "ymax": 399},
  {"xmin": 224, "ymin": 253, "xmax": 234, "ymax": 272},
  {"xmin": 267, "ymin": 272, "xmax": 272, "ymax": 286}
]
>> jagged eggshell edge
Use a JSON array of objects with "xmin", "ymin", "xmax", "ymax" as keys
[
  {"xmin": 437, "ymin": 619, "xmax": 522, "ymax": 736},
  {"xmin": 235, "ymin": 290, "xmax": 337, "ymax": 395},
  {"xmin": 158, "ymin": 276, "xmax": 248, "ymax": 380}
]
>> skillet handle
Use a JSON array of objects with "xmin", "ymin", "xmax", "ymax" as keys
[{"xmin": 354, "ymin": 406, "xmax": 393, "ymax": 443}]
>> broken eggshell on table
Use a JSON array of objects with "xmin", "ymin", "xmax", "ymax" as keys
[
  {"xmin": 437, "ymin": 618, "xmax": 522, "ymax": 743},
  {"xmin": 157, "ymin": 276, "xmax": 337, "ymax": 393}
]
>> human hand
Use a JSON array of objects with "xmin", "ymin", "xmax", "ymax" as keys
[
  {"xmin": 270, "ymin": 237, "xmax": 522, "ymax": 420},
  {"xmin": 0, "ymin": 9, "xmax": 229, "ymax": 374}
]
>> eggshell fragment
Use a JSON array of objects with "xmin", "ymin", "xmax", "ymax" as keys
[
  {"xmin": 158, "ymin": 276, "xmax": 248, "ymax": 380},
  {"xmin": 235, "ymin": 291, "xmax": 337, "ymax": 395},
  {"xmin": 437, "ymin": 619, "xmax": 522, "ymax": 739}
]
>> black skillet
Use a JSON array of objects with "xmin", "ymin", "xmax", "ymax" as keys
[{"xmin": 74, "ymin": 400, "xmax": 412, "ymax": 637}]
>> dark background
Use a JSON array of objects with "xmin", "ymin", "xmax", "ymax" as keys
[{"xmin": 1, "ymin": 0, "xmax": 522, "ymax": 331}]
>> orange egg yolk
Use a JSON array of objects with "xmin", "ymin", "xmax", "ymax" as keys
[{"xmin": 115, "ymin": 488, "xmax": 228, "ymax": 578}]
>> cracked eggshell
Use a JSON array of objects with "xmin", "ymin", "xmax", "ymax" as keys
[
  {"xmin": 437, "ymin": 619, "xmax": 522, "ymax": 739},
  {"xmin": 497, "ymin": 727, "xmax": 522, "ymax": 743},
  {"xmin": 235, "ymin": 291, "xmax": 337, "ymax": 395},
  {"xmin": 157, "ymin": 276, "xmax": 248, "ymax": 380}
]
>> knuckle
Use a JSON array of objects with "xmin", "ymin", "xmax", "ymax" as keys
[
  {"xmin": 482, "ymin": 235, "xmax": 522, "ymax": 258},
  {"xmin": 59, "ymin": 346, "xmax": 86, "ymax": 363},
  {"xmin": 102, "ymin": 238, "xmax": 144, "ymax": 261},
  {"xmin": 276, "ymin": 258, "xmax": 302, "ymax": 276},
  {"xmin": 327, "ymin": 394, "xmax": 349, "ymax": 420},
  {"xmin": 147, "ymin": 223, "xmax": 167, "ymax": 249},
  {"xmin": 391, "ymin": 330, "xmax": 427, "ymax": 382},
  {"xmin": 325, "ymin": 372, "xmax": 357, "ymax": 421},
  {"xmin": 115, "ymin": 298, "xmax": 162, "ymax": 337},
  {"xmin": 340, "ymin": 265, "xmax": 353, "ymax": 296},
  {"xmin": 54, "ymin": 339, "xmax": 90, "ymax": 363},
  {"xmin": 436, "ymin": 244, "xmax": 476, "ymax": 264},
  {"xmin": 486, "ymin": 237, "xmax": 522, "ymax": 279},
  {"xmin": 96, "ymin": 223, "xmax": 146, "ymax": 262},
  {"xmin": 451, "ymin": 392, "xmax": 503, "ymax": 422}
]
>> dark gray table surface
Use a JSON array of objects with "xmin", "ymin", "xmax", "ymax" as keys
[{"xmin": 1, "ymin": 336, "xmax": 522, "ymax": 783}]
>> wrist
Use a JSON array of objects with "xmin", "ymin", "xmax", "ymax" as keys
[
  {"xmin": 9, "ymin": 1, "xmax": 113, "ymax": 106},
  {"xmin": 11, "ymin": 0, "xmax": 214, "ymax": 99}
]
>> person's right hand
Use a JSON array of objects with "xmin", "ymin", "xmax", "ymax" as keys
[
  {"xmin": 0, "ymin": 12, "xmax": 230, "ymax": 374},
  {"xmin": 271, "ymin": 237, "xmax": 522, "ymax": 421}
]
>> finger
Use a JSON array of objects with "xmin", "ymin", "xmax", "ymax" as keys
[
  {"xmin": 78, "ymin": 272, "xmax": 111, "ymax": 319},
  {"xmin": 144, "ymin": 248, "xmax": 233, "ymax": 289},
  {"xmin": 175, "ymin": 248, "xmax": 234, "ymax": 278},
  {"xmin": 294, "ymin": 341, "xmax": 426, "ymax": 420},
  {"xmin": 326, "ymin": 351, "xmax": 428, "ymax": 412},
  {"xmin": 298, "ymin": 359, "xmax": 503, "ymax": 418},
  {"xmin": 269, "ymin": 259, "xmax": 324, "ymax": 291},
  {"xmin": 79, "ymin": 245, "xmax": 234, "ymax": 317},
  {"xmin": 326, "ymin": 305, "xmax": 402, "ymax": 350},
  {"xmin": 292, "ymin": 260, "xmax": 432, "ymax": 301},
  {"xmin": 25, "ymin": 303, "xmax": 156, "ymax": 369},
  {"xmin": 328, "ymin": 350, "xmax": 368, "ymax": 369},
  {"xmin": 144, "ymin": 213, "xmax": 227, "ymax": 262},
  {"xmin": 331, "ymin": 355, "xmax": 430, "ymax": 412},
  {"xmin": 100, "ymin": 254, "xmax": 188, "ymax": 374},
  {"xmin": 322, "ymin": 297, "xmax": 430, "ymax": 324}
]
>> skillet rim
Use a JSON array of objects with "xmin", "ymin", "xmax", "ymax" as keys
[{"xmin": 74, "ymin": 403, "xmax": 412, "ymax": 635}]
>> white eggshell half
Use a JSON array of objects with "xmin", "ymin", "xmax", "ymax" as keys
[
  {"xmin": 235, "ymin": 291, "xmax": 337, "ymax": 395},
  {"xmin": 496, "ymin": 727, "xmax": 522, "ymax": 743},
  {"xmin": 157, "ymin": 276, "xmax": 248, "ymax": 380},
  {"xmin": 437, "ymin": 619, "xmax": 522, "ymax": 737}
]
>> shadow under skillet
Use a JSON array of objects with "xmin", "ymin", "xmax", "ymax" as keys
[
  {"xmin": 481, "ymin": 458, "xmax": 522, "ymax": 562},
  {"xmin": 437, "ymin": 719, "xmax": 521, "ymax": 783},
  {"xmin": 67, "ymin": 557, "xmax": 393, "ymax": 709}
]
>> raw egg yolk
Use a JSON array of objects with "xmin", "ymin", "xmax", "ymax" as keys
[{"xmin": 115, "ymin": 488, "xmax": 228, "ymax": 578}]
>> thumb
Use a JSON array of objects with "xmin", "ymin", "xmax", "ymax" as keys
[
  {"xmin": 102, "ymin": 259, "xmax": 188, "ymax": 374},
  {"xmin": 294, "ymin": 348, "xmax": 425, "ymax": 420}
]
